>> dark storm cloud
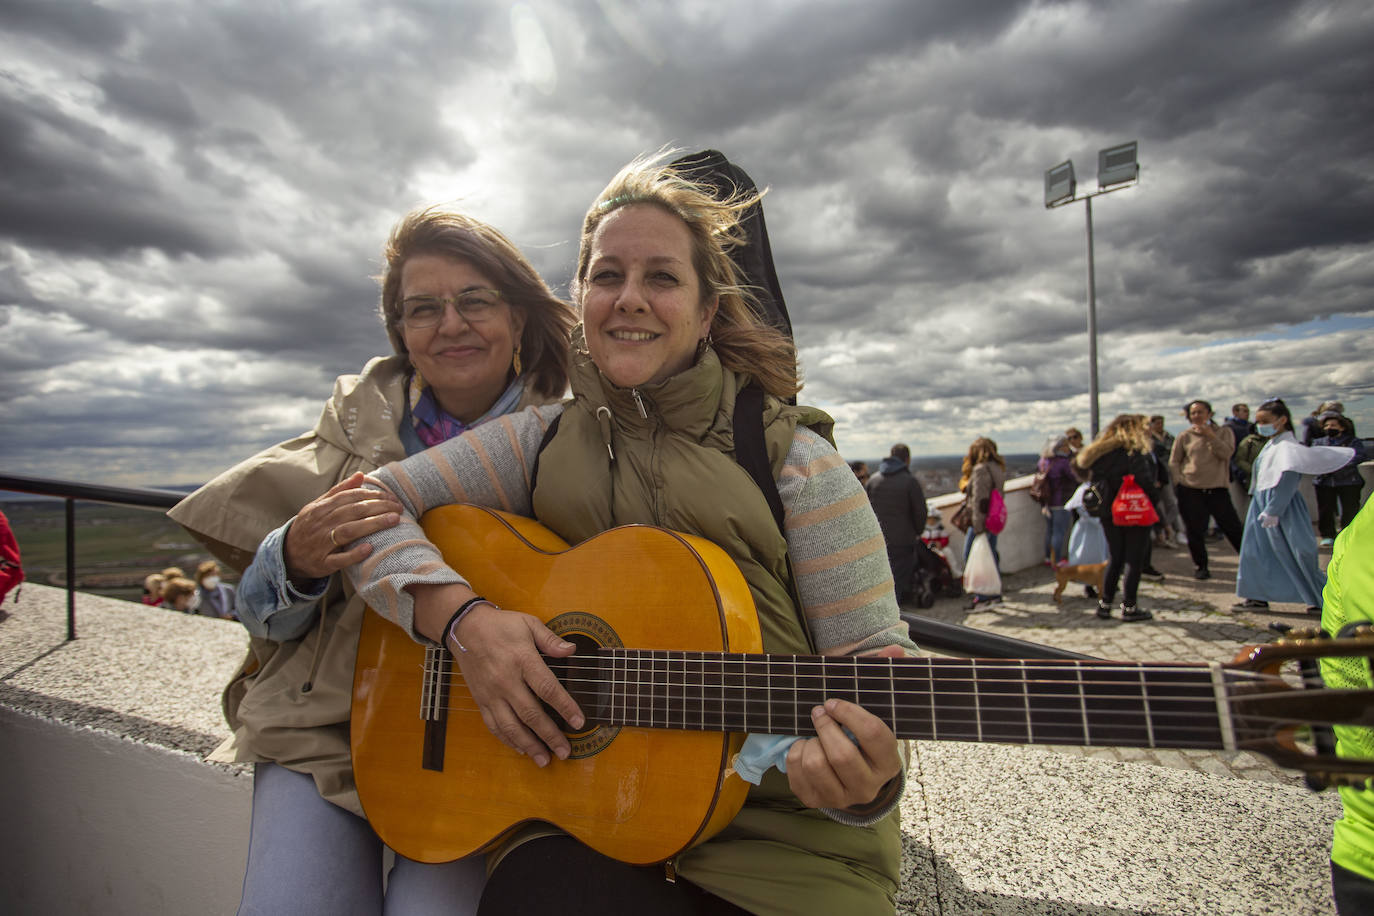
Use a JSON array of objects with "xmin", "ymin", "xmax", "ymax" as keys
[
  {"xmin": 0, "ymin": 0, "xmax": 127, "ymax": 51},
  {"xmin": 0, "ymin": 88, "xmax": 234, "ymax": 257}
]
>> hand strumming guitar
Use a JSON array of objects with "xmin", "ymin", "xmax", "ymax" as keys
[{"xmin": 412, "ymin": 582, "xmax": 584, "ymax": 767}]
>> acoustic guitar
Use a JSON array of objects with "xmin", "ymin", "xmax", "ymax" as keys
[{"xmin": 352, "ymin": 505, "xmax": 1374, "ymax": 865}]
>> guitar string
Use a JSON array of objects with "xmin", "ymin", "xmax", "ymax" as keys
[{"xmin": 421, "ymin": 652, "xmax": 1288, "ymax": 681}]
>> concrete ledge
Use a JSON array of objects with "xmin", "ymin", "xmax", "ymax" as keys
[{"xmin": 1, "ymin": 584, "xmax": 250, "ymax": 915}]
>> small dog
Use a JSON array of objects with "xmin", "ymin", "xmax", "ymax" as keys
[{"xmin": 1052, "ymin": 561, "xmax": 1109, "ymax": 604}]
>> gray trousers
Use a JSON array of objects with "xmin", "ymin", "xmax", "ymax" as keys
[{"xmin": 237, "ymin": 763, "xmax": 486, "ymax": 916}]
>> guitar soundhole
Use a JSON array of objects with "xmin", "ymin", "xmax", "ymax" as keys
[{"xmin": 545, "ymin": 614, "xmax": 622, "ymax": 759}]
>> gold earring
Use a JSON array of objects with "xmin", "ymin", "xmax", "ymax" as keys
[{"xmin": 512, "ymin": 345, "xmax": 523, "ymax": 376}]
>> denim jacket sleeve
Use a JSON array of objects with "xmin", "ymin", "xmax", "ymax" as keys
[{"xmin": 236, "ymin": 520, "xmax": 330, "ymax": 641}]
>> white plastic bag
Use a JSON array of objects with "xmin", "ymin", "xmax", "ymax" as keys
[{"xmin": 963, "ymin": 533, "xmax": 1001, "ymax": 596}]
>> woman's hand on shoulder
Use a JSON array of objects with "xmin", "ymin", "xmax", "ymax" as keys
[
  {"xmin": 283, "ymin": 472, "xmax": 404, "ymax": 580},
  {"xmin": 785, "ymin": 645, "xmax": 904, "ymax": 812},
  {"xmin": 451, "ymin": 604, "xmax": 583, "ymax": 767}
]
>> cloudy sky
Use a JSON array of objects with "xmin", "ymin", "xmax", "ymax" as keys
[{"xmin": 2, "ymin": 0, "xmax": 1372, "ymax": 490}]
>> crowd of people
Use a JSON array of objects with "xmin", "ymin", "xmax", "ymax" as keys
[
  {"xmin": 151, "ymin": 147, "xmax": 1370, "ymax": 914},
  {"xmin": 138, "ymin": 561, "xmax": 237, "ymax": 619},
  {"xmin": 858, "ymin": 398, "xmax": 1367, "ymax": 627}
]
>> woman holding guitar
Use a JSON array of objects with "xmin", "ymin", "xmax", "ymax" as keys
[
  {"xmin": 347, "ymin": 153, "xmax": 917, "ymax": 915},
  {"xmin": 170, "ymin": 207, "xmax": 576, "ymax": 914}
]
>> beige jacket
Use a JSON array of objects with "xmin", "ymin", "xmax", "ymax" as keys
[{"xmin": 169, "ymin": 356, "xmax": 553, "ymax": 814}]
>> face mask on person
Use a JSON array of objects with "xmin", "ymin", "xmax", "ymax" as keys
[
  {"xmin": 202, "ymin": 576, "xmax": 220, "ymax": 590},
  {"xmin": 1257, "ymin": 423, "xmax": 1277, "ymax": 437}
]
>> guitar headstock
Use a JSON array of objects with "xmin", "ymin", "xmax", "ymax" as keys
[{"xmin": 1227, "ymin": 627, "xmax": 1374, "ymax": 790}]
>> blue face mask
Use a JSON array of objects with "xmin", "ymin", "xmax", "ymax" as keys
[{"xmin": 1257, "ymin": 423, "xmax": 1277, "ymax": 437}]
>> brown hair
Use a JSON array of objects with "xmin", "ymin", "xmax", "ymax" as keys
[
  {"xmin": 573, "ymin": 152, "xmax": 800, "ymax": 400},
  {"xmin": 161, "ymin": 576, "xmax": 197, "ymax": 604},
  {"xmin": 195, "ymin": 560, "xmax": 219, "ymax": 582},
  {"xmin": 378, "ymin": 207, "xmax": 576, "ymax": 399},
  {"xmin": 959, "ymin": 437, "xmax": 1005, "ymax": 492}
]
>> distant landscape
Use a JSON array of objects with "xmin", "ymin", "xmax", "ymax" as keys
[
  {"xmin": 1, "ymin": 453, "xmax": 1037, "ymax": 604},
  {"xmin": 1, "ymin": 499, "xmax": 230, "ymax": 604}
]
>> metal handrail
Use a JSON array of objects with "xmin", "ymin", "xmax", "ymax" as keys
[{"xmin": 0, "ymin": 472, "xmax": 188, "ymax": 640}]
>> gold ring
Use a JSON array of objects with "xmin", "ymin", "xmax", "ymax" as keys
[{"xmin": 329, "ymin": 527, "xmax": 341, "ymax": 548}]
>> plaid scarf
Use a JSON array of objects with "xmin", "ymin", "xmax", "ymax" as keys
[{"xmin": 408, "ymin": 372, "xmax": 525, "ymax": 448}]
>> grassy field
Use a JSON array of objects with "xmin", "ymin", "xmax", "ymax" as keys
[{"xmin": 1, "ymin": 499, "xmax": 234, "ymax": 603}]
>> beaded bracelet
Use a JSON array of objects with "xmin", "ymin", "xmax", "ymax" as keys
[{"xmin": 442, "ymin": 596, "xmax": 497, "ymax": 654}]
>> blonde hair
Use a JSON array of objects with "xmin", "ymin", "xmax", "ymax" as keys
[
  {"xmin": 161, "ymin": 577, "xmax": 197, "ymax": 604},
  {"xmin": 959, "ymin": 437, "xmax": 1005, "ymax": 492},
  {"xmin": 378, "ymin": 207, "xmax": 576, "ymax": 399},
  {"xmin": 574, "ymin": 151, "xmax": 800, "ymax": 400},
  {"xmin": 1095, "ymin": 413, "xmax": 1153, "ymax": 454},
  {"xmin": 195, "ymin": 560, "xmax": 219, "ymax": 583},
  {"xmin": 160, "ymin": 566, "xmax": 185, "ymax": 581}
]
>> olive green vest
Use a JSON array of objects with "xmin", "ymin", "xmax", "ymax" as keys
[{"xmin": 533, "ymin": 339, "xmax": 901, "ymax": 915}]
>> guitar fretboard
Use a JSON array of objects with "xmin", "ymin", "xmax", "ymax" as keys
[{"xmin": 548, "ymin": 652, "xmax": 1239, "ymax": 752}]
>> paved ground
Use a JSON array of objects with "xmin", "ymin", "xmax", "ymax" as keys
[{"xmin": 907, "ymin": 534, "xmax": 1329, "ymax": 787}]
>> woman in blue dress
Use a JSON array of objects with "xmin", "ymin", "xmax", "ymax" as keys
[{"xmin": 1234, "ymin": 398, "xmax": 1353, "ymax": 614}]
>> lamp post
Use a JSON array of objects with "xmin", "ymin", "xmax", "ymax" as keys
[{"xmin": 1044, "ymin": 141, "xmax": 1140, "ymax": 437}]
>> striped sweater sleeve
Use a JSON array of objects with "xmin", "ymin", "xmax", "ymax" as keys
[
  {"xmin": 779, "ymin": 427, "xmax": 918, "ymax": 656},
  {"xmin": 345, "ymin": 404, "xmax": 564, "ymax": 640}
]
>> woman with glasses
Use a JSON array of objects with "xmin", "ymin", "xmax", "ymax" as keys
[
  {"xmin": 346, "ymin": 154, "xmax": 915, "ymax": 915},
  {"xmin": 169, "ymin": 206, "xmax": 575, "ymax": 914}
]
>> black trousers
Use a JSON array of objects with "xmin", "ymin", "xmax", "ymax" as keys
[
  {"xmin": 1332, "ymin": 860, "xmax": 1374, "ymax": 916},
  {"xmin": 887, "ymin": 543, "xmax": 917, "ymax": 604},
  {"xmin": 478, "ymin": 836, "xmax": 752, "ymax": 915},
  {"xmin": 1317, "ymin": 485, "xmax": 1364, "ymax": 538},
  {"xmin": 1102, "ymin": 521, "xmax": 1149, "ymax": 607},
  {"xmin": 1174, "ymin": 484, "xmax": 1243, "ymax": 571}
]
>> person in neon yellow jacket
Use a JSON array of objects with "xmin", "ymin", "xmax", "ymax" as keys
[{"xmin": 1320, "ymin": 499, "xmax": 1374, "ymax": 914}]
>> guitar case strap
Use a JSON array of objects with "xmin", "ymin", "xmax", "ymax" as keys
[
  {"xmin": 732, "ymin": 383, "xmax": 785, "ymax": 536},
  {"xmin": 733, "ymin": 383, "xmax": 816, "ymax": 652},
  {"xmin": 527, "ymin": 412, "xmax": 561, "ymax": 498}
]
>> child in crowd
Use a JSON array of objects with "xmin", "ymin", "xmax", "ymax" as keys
[
  {"xmin": 921, "ymin": 508, "xmax": 960, "ymax": 575},
  {"xmin": 140, "ymin": 573, "xmax": 165, "ymax": 606},
  {"xmin": 160, "ymin": 576, "xmax": 199, "ymax": 613}
]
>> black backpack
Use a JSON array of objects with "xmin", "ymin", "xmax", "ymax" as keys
[{"xmin": 668, "ymin": 149, "xmax": 794, "ymax": 342}]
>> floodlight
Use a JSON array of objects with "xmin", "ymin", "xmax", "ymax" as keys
[
  {"xmin": 1044, "ymin": 160, "xmax": 1076, "ymax": 208},
  {"xmin": 1097, "ymin": 141, "xmax": 1138, "ymax": 190}
]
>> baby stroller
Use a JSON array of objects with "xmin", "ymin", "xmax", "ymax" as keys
[{"xmin": 909, "ymin": 540, "xmax": 962, "ymax": 609}]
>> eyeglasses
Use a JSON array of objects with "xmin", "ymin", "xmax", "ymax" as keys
[{"xmin": 399, "ymin": 290, "xmax": 503, "ymax": 329}]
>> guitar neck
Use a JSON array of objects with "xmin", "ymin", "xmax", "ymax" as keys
[{"xmin": 553, "ymin": 652, "xmax": 1243, "ymax": 752}]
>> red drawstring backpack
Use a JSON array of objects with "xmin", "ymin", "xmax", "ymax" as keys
[{"xmin": 1111, "ymin": 474, "xmax": 1159, "ymax": 527}]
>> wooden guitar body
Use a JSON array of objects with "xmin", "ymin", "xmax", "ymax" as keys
[{"xmin": 351, "ymin": 505, "xmax": 761, "ymax": 865}]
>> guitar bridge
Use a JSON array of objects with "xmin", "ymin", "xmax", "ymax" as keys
[{"xmin": 421, "ymin": 646, "xmax": 451, "ymax": 771}]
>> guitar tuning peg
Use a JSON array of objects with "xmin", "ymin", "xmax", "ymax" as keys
[{"xmin": 1278, "ymin": 627, "xmax": 1325, "ymax": 643}]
